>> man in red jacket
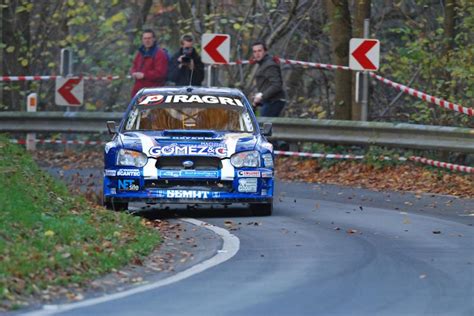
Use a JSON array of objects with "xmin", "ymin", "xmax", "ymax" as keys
[{"xmin": 130, "ymin": 29, "xmax": 168, "ymax": 97}]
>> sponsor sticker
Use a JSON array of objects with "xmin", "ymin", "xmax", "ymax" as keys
[
  {"xmin": 166, "ymin": 190, "xmax": 210, "ymax": 199},
  {"xmin": 149, "ymin": 143, "xmax": 227, "ymax": 157},
  {"xmin": 138, "ymin": 94, "xmax": 165, "ymax": 105},
  {"xmin": 261, "ymin": 171, "xmax": 273, "ymax": 178},
  {"xmin": 238, "ymin": 178, "xmax": 258, "ymax": 193},
  {"xmin": 158, "ymin": 170, "xmax": 219, "ymax": 178},
  {"xmin": 238, "ymin": 170, "xmax": 260, "ymax": 177},
  {"xmin": 117, "ymin": 169, "xmax": 141, "ymax": 177},
  {"xmin": 117, "ymin": 179, "xmax": 140, "ymax": 191},
  {"xmin": 137, "ymin": 94, "xmax": 244, "ymax": 107},
  {"xmin": 262, "ymin": 153, "xmax": 274, "ymax": 168},
  {"xmin": 104, "ymin": 169, "xmax": 117, "ymax": 177}
]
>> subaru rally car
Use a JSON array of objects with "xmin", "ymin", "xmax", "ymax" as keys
[{"xmin": 103, "ymin": 86, "xmax": 274, "ymax": 216}]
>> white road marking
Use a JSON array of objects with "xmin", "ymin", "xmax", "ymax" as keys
[{"xmin": 23, "ymin": 218, "xmax": 240, "ymax": 316}]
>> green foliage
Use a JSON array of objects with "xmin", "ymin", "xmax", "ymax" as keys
[
  {"xmin": 381, "ymin": 0, "xmax": 474, "ymax": 127},
  {"xmin": 0, "ymin": 135, "xmax": 160, "ymax": 308},
  {"xmin": 364, "ymin": 146, "xmax": 405, "ymax": 169}
]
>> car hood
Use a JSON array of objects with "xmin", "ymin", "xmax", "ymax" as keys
[{"xmin": 118, "ymin": 130, "xmax": 259, "ymax": 158}]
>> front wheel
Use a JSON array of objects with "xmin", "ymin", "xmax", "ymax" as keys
[
  {"xmin": 104, "ymin": 199, "xmax": 128, "ymax": 212},
  {"xmin": 250, "ymin": 202, "xmax": 273, "ymax": 216}
]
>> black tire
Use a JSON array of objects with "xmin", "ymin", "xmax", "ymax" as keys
[
  {"xmin": 104, "ymin": 200, "xmax": 128, "ymax": 212},
  {"xmin": 250, "ymin": 202, "xmax": 273, "ymax": 216}
]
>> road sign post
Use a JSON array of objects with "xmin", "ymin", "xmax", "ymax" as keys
[
  {"xmin": 55, "ymin": 77, "xmax": 84, "ymax": 106},
  {"xmin": 361, "ymin": 19, "xmax": 370, "ymax": 121},
  {"xmin": 60, "ymin": 48, "xmax": 74, "ymax": 77},
  {"xmin": 349, "ymin": 22, "xmax": 379, "ymax": 121},
  {"xmin": 202, "ymin": 34, "xmax": 231, "ymax": 87},
  {"xmin": 201, "ymin": 34, "xmax": 231, "ymax": 64},
  {"xmin": 349, "ymin": 37, "xmax": 380, "ymax": 71}
]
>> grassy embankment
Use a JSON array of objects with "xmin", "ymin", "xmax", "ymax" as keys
[{"xmin": 0, "ymin": 136, "xmax": 161, "ymax": 310}]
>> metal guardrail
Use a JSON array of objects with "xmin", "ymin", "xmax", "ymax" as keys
[{"xmin": 0, "ymin": 112, "xmax": 473, "ymax": 153}]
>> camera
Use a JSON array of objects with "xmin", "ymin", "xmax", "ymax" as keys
[{"xmin": 181, "ymin": 47, "xmax": 193, "ymax": 63}]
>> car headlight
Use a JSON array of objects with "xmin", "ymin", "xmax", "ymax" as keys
[
  {"xmin": 230, "ymin": 151, "xmax": 260, "ymax": 168},
  {"xmin": 116, "ymin": 149, "xmax": 148, "ymax": 167}
]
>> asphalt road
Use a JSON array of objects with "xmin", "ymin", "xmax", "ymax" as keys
[{"xmin": 33, "ymin": 174, "xmax": 473, "ymax": 316}]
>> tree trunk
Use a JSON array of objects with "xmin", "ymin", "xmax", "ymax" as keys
[
  {"xmin": 326, "ymin": 0, "xmax": 352, "ymax": 120},
  {"xmin": 351, "ymin": 0, "xmax": 371, "ymax": 120},
  {"xmin": 2, "ymin": 0, "xmax": 31, "ymax": 110},
  {"xmin": 443, "ymin": 0, "xmax": 455, "ymax": 52}
]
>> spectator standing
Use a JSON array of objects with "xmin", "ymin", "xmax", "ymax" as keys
[
  {"xmin": 130, "ymin": 29, "xmax": 168, "ymax": 97},
  {"xmin": 169, "ymin": 34, "xmax": 204, "ymax": 86},
  {"xmin": 251, "ymin": 41, "xmax": 286, "ymax": 117}
]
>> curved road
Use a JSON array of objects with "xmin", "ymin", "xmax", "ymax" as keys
[{"xmin": 31, "ymin": 177, "xmax": 474, "ymax": 315}]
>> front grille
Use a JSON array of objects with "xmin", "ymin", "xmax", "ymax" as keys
[
  {"xmin": 145, "ymin": 179, "xmax": 233, "ymax": 192},
  {"xmin": 156, "ymin": 156, "xmax": 222, "ymax": 170}
]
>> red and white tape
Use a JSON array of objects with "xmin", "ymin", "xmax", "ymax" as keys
[
  {"xmin": 0, "ymin": 75, "xmax": 128, "ymax": 82},
  {"xmin": 219, "ymin": 57, "xmax": 351, "ymax": 71},
  {"xmin": 408, "ymin": 156, "xmax": 473, "ymax": 173},
  {"xmin": 370, "ymin": 73, "xmax": 473, "ymax": 116},
  {"xmin": 277, "ymin": 58, "xmax": 351, "ymax": 71},
  {"xmin": 11, "ymin": 138, "xmax": 106, "ymax": 146},
  {"xmin": 274, "ymin": 150, "xmax": 363, "ymax": 160}
]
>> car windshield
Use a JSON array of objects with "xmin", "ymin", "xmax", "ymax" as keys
[{"xmin": 124, "ymin": 94, "xmax": 254, "ymax": 132}]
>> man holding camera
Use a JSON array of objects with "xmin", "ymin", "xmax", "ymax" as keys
[{"xmin": 169, "ymin": 34, "xmax": 204, "ymax": 86}]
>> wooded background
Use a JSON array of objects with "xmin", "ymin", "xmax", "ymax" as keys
[{"xmin": 1, "ymin": 0, "xmax": 472, "ymax": 127}]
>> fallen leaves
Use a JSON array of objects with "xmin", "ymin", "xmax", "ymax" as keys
[
  {"xmin": 44, "ymin": 230, "xmax": 55, "ymax": 237},
  {"xmin": 276, "ymin": 158, "xmax": 474, "ymax": 198}
]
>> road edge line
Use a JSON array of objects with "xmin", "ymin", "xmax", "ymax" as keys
[{"xmin": 23, "ymin": 218, "xmax": 240, "ymax": 316}]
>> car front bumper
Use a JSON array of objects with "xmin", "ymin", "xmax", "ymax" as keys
[{"xmin": 103, "ymin": 172, "xmax": 274, "ymax": 205}]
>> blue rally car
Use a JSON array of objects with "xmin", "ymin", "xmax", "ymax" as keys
[{"xmin": 103, "ymin": 87, "xmax": 274, "ymax": 216}]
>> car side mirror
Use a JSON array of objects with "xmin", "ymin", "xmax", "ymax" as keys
[
  {"xmin": 261, "ymin": 122, "xmax": 272, "ymax": 136},
  {"xmin": 106, "ymin": 121, "xmax": 117, "ymax": 135}
]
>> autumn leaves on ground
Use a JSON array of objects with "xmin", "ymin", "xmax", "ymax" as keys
[{"xmin": 276, "ymin": 157, "xmax": 473, "ymax": 198}]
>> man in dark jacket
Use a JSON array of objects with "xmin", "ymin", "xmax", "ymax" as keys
[
  {"xmin": 252, "ymin": 41, "xmax": 286, "ymax": 117},
  {"xmin": 130, "ymin": 29, "xmax": 168, "ymax": 97},
  {"xmin": 169, "ymin": 34, "xmax": 204, "ymax": 86}
]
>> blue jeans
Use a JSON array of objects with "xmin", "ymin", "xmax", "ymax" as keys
[{"xmin": 260, "ymin": 100, "xmax": 285, "ymax": 117}]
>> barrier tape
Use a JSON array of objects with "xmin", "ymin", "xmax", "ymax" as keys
[
  {"xmin": 0, "ymin": 75, "xmax": 129, "ymax": 82},
  {"xmin": 369, "ymin": 73, "xmax": 473, "ymax": 116},
  {"xmin": 274, "ymin": 150, "xmax": 364, "ymax": 160},
  {"xmin": 276, "ymin": 57, "xmax": 352, "ymax": 71},
  {"xmin": 9, "ymin": 138, "xmax": 472, "ymax": 173},
  {"xmin": 11, "ymin": 138, "xmax": 105, "ymax": 146},
  {"xmin": 217, "ymin": 57, "xmax": 352, "ymax": 71},
  {"xmin": 408, "ymin": 156, "xmax": 473, "ymax": 173}
]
